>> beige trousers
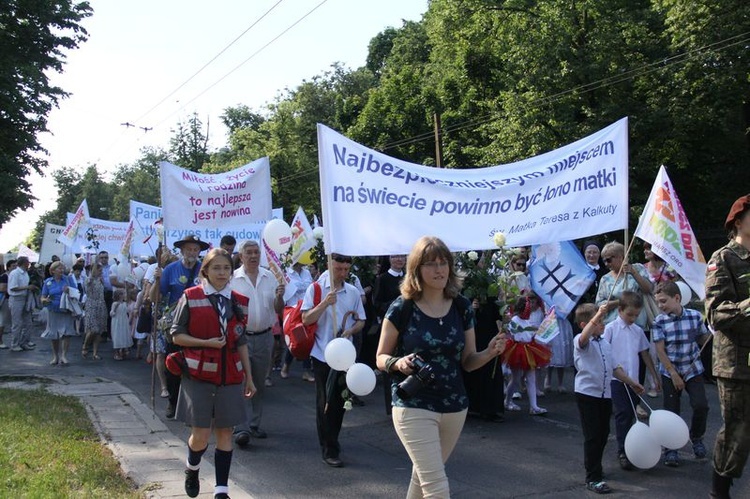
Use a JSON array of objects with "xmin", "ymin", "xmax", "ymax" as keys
[{"xmin": 392, "ymin": 406, "xmax": 467, "ymax": 498}]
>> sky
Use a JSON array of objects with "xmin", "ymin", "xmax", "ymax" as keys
[{"xmin": 0, "ymin": 0, "xmax": 428, "ymax": 252}]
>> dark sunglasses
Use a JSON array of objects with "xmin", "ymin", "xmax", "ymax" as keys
[
  {"xmin": 603, "ymin": 256, "xmax": 614, "ymax": 263},
  {"xmin": 514, "ymin": 262, "xmax": 526, "ymax": 268}
]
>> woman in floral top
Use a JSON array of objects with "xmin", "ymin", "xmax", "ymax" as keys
[{"xmin": 376, "ymin": 236, "xmax": 507, "ymax": 498}]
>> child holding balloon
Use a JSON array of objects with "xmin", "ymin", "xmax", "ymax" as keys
[
  {"xmin": 574, "ymin": 303, "xmax": 644, "ymax": 494},
  {"xmin": 652, "ymin": 281, "xmax": 711, "ymax": 467}
]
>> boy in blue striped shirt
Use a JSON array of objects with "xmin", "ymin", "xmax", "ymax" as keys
[{"xmin": 653, "ymin": 281, "xmax": 712, "ymax": 467}]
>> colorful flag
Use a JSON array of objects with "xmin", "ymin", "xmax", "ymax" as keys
[
  {"xmin": 634, "ymin": 166, "xmax": 706, "ymax": 299},
  {"xmin": 529, "ymin": 241, "xmax": 596, "ymax": 319},
  {"xmin": 289, "ymin": 207, "xmax": 316, "ymax": 264},
  {"xmin": 58, "ymin": 199, "xmax": 89, "ymax": 248},
  {"xmin": 535, "ymin": 306, "xmax": 560, "ymax": 344}
]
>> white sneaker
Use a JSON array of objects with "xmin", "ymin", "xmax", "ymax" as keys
[
  {"xmin": 505, "ymin": 402, "xmax": 521, "ymax": 411},
  {"xmin": 0, "ymin": 342, "xmax": 7, "ymax": 350},
  {"xmin": 512, "ymin": 391, "xmax": 522, "ymax": 400}
]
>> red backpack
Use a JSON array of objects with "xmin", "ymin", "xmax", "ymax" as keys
[{"xmin": 282, "ymin": 282, "xmax": 322, "ymax": 360}]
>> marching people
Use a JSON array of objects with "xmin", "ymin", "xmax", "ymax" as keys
[
  {"xmin": 7, "ymin": 256, "xmax": 38, "ymax": 352},
  {"xmin": 302, "ymin": 253, "xmax": 365, "ymax": 468},
  {"xmin": 230, "ymin": 240, "xmax": 285, "ymax": 445},
  {"xmin": 82, "ymin": 261, "xmax": 108, "ymax": 360},
  {"xmin": 167, "ymin": 248, "xmax": 255, "ymax": 499},
  {"xmin": 280, "ymin": 260, "xmax": 315, "ymax": 382},
  {"xmin": 154, "ymin": 234, "xmax": 209, "ymax": 419},
  {"xmin": 376, "ymin": 236, "xmax": 507, "ymax": 497},
  {"xmin": 0, "ymin": 259, "xmax": 17, "ymax": 349},
  {"xmin": 40, "ymin": 261, "xmax": 78, "ymax": 365},
  {"xmin": 705, "ymin": 194, "xmax": 750, "ymax": 499}
]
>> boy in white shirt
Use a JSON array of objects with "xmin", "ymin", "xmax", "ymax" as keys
[
  {"xmin": 575, "ymin": 303, "xmax": 644, "ymax": 494},
  {"xmin": 603, "ymin": 291, "xmax": 660, "ymax": 471}
]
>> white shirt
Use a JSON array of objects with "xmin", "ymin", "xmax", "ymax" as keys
[
  {"xmin": 574, "ymin": 334, "xmax": 615, "ymax": 398},
  {"xmin": 318, "ymin": 270, "xmax": 365, "ymax": 297},
  {"xmin": 230, "ymin": 266, "xmax": 278, "ymax": 332},
  {"xmin": 302, "ymin": 275, "xmax": 365, "ymax": 363},
  {"xmin": 7, "ymin": 267, "xmax": 30, "ymax": 296},
  {"xmin": 285, "ymin": 266, "xmax": 313, "ymax": 306},
  {"xmin": 144, "ymin": 263, "xmax": 158, "ymax": 284},
  {"xmin": 603, "ymin": 316, "xmax": 649, "ymax": 383}
]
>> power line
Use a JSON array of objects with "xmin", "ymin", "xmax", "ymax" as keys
[
  {"xmin": 133, "ymin": 0, "xmax": 285, "ymax": 125},
  {"xmin": 151, "ymin": 0, "xmax": 331, "ymax": 130}
]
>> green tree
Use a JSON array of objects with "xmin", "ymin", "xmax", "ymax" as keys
[
  {"xmin": 0, "ymin": 0, "xmax": 92, "ymax": 226},
  {"xmin": 109, "ymin": 146, "xmax": 168, "ymax": 221},
  {"xmin": 169, "ymin": 112, "xmax": 210, "ymax": 171}
]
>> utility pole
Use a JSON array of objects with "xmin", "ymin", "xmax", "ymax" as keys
[{"xmin": 434, "ymin": 113, "xmax": 444, "ymax": 168}]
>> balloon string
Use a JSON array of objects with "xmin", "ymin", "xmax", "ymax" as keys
[
  {"xmin": 623, "ymin": 383, "xmax": 639, "ymax": 419},
  {"xmin": 636, "ymin": 393, "xmax": 654, "ymax": 413}
]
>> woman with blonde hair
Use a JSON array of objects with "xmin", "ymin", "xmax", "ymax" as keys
[{"xmin": 377, "ymin": 236, "xmax": 507, "ymax": 498}]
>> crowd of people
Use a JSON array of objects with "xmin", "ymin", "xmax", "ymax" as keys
[{"xmin": 2, "ymin": 194, "xmax": 750, "ymax": 498}]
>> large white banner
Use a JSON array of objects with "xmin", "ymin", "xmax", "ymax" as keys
[
  {"xmin": 634, "ymin": 166, "xmax": 706, "ymax": 299},
  {"xmin": 65, "ymin": 213, "xmax": 129, "ymax": 256},
  {"xmin": 39, "ymin": 223, "xmax": 66, "ymax": 263},
  {"xmin": 318, "ymin": 118, "xmax": 629, "ymax": 255},
  {"xmin": 130, "ymin": 200, "xmax": 283, "ymax": 254},
  {"xmin": 159, "ymin": 158, "xmax": 272, "ymax": 230}
]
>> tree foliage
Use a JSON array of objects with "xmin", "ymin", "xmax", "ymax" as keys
[{"xmin": 0, "ymin": 0, "xmax": 92, "ymax": 227}]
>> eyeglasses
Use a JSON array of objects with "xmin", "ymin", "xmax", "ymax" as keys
[
  {"xmin": 514, "ymin": 262, "xmax": 526, "ymax": 269},
  {"xmin": 421, "ymin": 261, "xmax": 450, "ymax": 270},
  {"xmin": 332, "ymin": 255, "xmax": 352, "ymax": 264}
]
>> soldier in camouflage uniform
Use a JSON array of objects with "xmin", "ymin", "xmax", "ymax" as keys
[{"xmin": 705, "ymin": 194, "xmax": 750, "ymax": 499}]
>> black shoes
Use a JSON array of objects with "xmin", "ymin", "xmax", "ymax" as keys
[
  {"xmin": 618, "ymin": 453, "xmax": 634, "ymax": 471},
  {"xmin": 322, "ymin": 456, "xmax": 343, "ymax": 467},
  {"xmin": 166, "ymin": 403, "xmax": 176, "ymax": 419},
  {"xmin": 184, "ymin": 468, "xmax": 200, "ymax": 497},
  {"xmin": 248, "ymin": 427, "xmax": 267, "ymax": 439},
  {"xmin": 234, "ymin": 431, "xmax": 251, "ymax": 447},
  {"xmin": 214, "ymin": 494, "xmax": 230, "ymax": 499}
]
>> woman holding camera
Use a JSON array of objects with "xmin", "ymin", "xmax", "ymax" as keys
[{"xmin": 377, "ymin": 236, "xmax": 507, "ymax": 498}]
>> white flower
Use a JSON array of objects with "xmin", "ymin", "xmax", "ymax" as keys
[
  {"xmin": 313, "ymin": 227, "xmax": 325, "ymax": 240},
  {"xmin": 493, "ymin": 232, "xmax": 507, "ymax": 248},
  {"xmin": 467, "ymin": 250, "xmax": 479, "ymax": 261},
  {"xmin": 343, "ymin": 400, "xmax": 353, "ymax": 411}
]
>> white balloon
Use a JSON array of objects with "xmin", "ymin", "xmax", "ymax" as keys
[
  {"xmin": 675, "ymin": 281, "xmax": 692, "ymax": 306},
  {"xmin": 263, "ymin": 219, "xmax": 293, "ymax": 256},
  {"xmin": 324, "ymin": 338, "xmax": 356, "ymax": 371},
  {"xmin": 649, "ymin": 409, "xmax": 690, "ymax": 450},
  {"xmin": 346, "ymin": 363, "xmax": 376, "ymax": 396},
  {"xmin": 625, "ymin": 422, "xmax": 662, "ymax": 469}
]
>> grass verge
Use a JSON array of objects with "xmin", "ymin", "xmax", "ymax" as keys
[{"xmin": 0, "ymin": 386, "xmax": 143, "ymax": 497}]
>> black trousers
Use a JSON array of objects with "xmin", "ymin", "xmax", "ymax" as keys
[
  {"xmin": 576, "ymin": 392, "xmax": 612, "ymax": 483},
  {"xmin": 312, "ymin": 358, "xmax": 346, "ymax": 459},
  {"xmin": 662, "ymin": 374, "xmax": 708, "ymax": 441},
  {"xmin": 103, "ymin": 289, "xmax": 113, "ymax": 340}
]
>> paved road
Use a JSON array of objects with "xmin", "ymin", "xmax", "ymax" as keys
[{"xmin": 2, "ymin": 327, "xmax": 746, "ymax": 498}]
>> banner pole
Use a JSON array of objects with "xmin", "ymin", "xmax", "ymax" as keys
[{"xmin": 327, "ymin": 253, "xmax": 337, "ymax": 336}]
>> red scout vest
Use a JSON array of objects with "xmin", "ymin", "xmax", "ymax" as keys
[{"xmin": 183, "ymin": 286, "xmax": 248, "ymax": 385}]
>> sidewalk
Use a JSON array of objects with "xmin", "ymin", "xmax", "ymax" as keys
[{"xmin": 0, "ymin": 374, "xmax": 252, "ymax": 498}]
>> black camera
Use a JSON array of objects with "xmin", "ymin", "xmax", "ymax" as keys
[{"xmin": 396, "ymin": 356, "xmax": 436, "ymax": 399}]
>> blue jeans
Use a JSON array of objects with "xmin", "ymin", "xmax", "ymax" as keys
[{"xmin": 611, "ymin": 380, "xmax": 638, "ymax": 453}]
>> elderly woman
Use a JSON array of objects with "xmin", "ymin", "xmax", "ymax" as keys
[
  {"xmin": 40, "ymin": 261, "xmax": 78, "ymax": 365},
  {"xmin": 595, "ymin": 242, "xmax": 652, "ymax": 329},
  {"xmin": 376, "ymin": 236, "xmax": 507, "ymax": 498},
  {"xmin": 82, "ymin": 261, "xmax": 108, "ymax": 360}
]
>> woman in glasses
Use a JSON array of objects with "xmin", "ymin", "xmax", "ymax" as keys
[
  {"xmin": 376, "ymin": 236, "xmax": 507, "ymax": 498},
  {"xmin": 595, "ymin": 242, "xmax": 652, "ymax": 328}
]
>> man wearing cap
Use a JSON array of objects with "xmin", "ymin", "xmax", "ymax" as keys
[
  {"xmin": 705, "ymin": 194, "xmax": 750, "ymax": 499},
  {"xmin": 302, "ymin": 253, "xmax": 365, "ymax": 468},
  {"xmin": 230, "ymin": 240, "xmax": 285, "ymax": 446},
  {"xmin": 153, "ymin": 234, "xmax": 209, "ymax": 419}
]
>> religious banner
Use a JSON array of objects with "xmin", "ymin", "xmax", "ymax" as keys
[
  {"xmin": 634, "ymin": 165, "xmax": 706, "ymax": 299},
  {"xmin": 529, "ymin": 240, "xmax": 596, "ymax": 319},
  {"xmin": 58, "ymin": 199, "xmax": 89, "ymax": 248},
  {"xmin": 65, "ymin": 213, "xmax": 129, "ymax": 256},
  {"xmin": 39, "ymin": 223, "xmax": 66, "ymax": 263},
  {"xmin": 317, "ymin": 118, "xmax": 629, "ymax": 256},
  {"xmin": 159, "ymin": 158, "xmax": 272, "ymax": 230},
  {"xmin": 130, "ymin": 199, "xmax": 283, "ymax": 254}
]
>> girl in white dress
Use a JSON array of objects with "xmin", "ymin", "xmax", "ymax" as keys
[{"xmin": 110, "ymin": 289, "xmax": 131, "ymax": 360}]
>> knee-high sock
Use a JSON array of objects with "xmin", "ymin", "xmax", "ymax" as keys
[
  {"xmin": 215, "ymin": 449, "xmax": 232, "ymax": 487},
  {"xmin": 187, "ymin": 445, "xmax": 208, "ymax": 469}
]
